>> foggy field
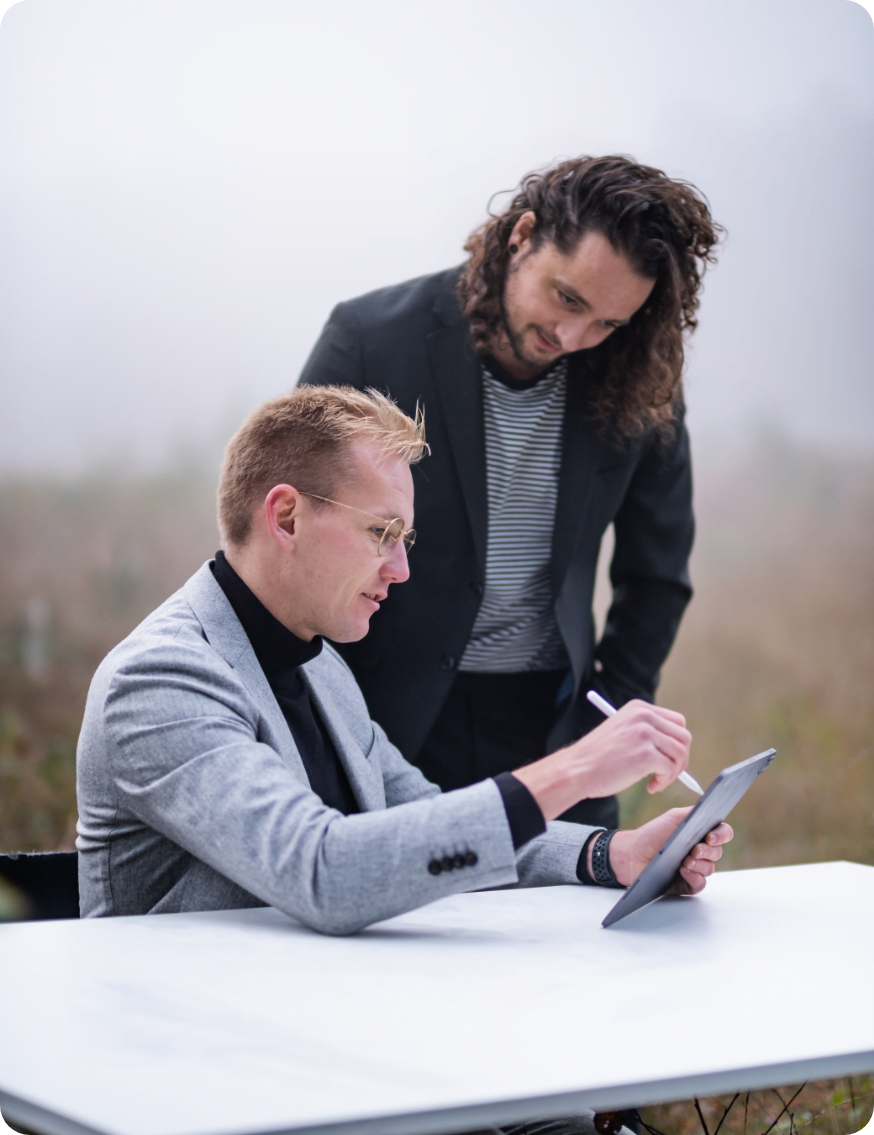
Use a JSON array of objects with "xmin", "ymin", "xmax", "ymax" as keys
[
  {"xmin": 0, "ymin": 435, "xmax": 872, "ymax": 872},
  {"xmin": 0, "ymin": 462, "xmax": 220, "ymax": 851},
  {"xmin": 613, "ymin": 433, "xmax": 874, "ymax": 871},
  {"xmin": 0, "ymin": 437, "xmax": 872, "ymax": 1134}
]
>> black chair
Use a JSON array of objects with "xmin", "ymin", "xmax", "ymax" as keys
[
  {"xmin": 0, "ymin": 853, "xmax": 79, "ymax": 1133},
  {"xmin": 0, "ymin": 851, "xmax": 79, "ymax": 921}
]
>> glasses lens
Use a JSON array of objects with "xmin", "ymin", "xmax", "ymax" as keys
[
  {"xmin": 378, "ymin": 519, "xmax": 405, "ymax": 556},
  {"xmin": 378, "ymin": 520, "xmax": 416, "ymax": 555}
]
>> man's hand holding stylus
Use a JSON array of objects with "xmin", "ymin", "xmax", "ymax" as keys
[
  {"xmin": 511, "ymin": 700, "xmax": 693, "ymax": 820},
  {"xmin": 510, "ymin": 699, "xmax": 733, "ymax": 891}
]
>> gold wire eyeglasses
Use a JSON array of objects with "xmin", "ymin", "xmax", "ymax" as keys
[{"xmin": 300, "ymin": 492, "xmax": 416, "ymax": 556}]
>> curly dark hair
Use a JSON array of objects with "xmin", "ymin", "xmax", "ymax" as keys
[{"xmin": 458, "ymin": 156, "xmax": 723, "ymax": 440}]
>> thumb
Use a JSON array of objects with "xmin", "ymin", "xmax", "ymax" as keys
[{"xmin": 650, "ymin": 806, "xmax": 694, "ymax": 842}]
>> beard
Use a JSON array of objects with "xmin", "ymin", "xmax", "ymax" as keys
[
  {"xmin": 499, "ymin": 303, "xmax": 564, "ymax": 371},
  {"xmin": 498, "ymin": 270, "xmax": 564, "ymax": 372}
]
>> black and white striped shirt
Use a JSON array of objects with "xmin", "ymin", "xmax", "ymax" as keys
[{"xmin": 459, "ymin": 357, "xmax": 570, "ymax": 674}]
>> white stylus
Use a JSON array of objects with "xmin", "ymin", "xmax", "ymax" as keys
[{"xmin": 585, "ymin": 689, "xmax": 704, "ymax": 795}]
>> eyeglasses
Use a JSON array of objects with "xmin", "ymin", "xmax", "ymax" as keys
[{"xmin": 300, "ymin": 492, "xmax": 416, "ymax": 556}]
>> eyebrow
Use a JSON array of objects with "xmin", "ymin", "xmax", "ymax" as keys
[
  {"xmin": 372, "ymin": 507, "xmax": 412, "ymax": 526},
  {"xmin": 554, "ymin": 278, "xmax": 632, "ymax": 326}
]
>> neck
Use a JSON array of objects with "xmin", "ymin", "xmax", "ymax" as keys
[{"xmin": 223, "ymin": 543, "xmax": 315, "ymax": 642}]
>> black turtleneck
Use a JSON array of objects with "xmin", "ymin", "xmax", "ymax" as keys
[
  {"xmin": 211, "ymin": 550, "xmax": 359, "ymax": 816},
  {"xmin": 210, "ymin": 552, "xmax": 546, "ymax": 849}
]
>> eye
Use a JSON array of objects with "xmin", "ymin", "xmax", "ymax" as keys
[
  {"xmin": 557, "ymin": 290, "xmax": 577, "ymax": 307},
  {"xmin": 370, "ymin": 526, "xmax": 387, "ymax": 540}
]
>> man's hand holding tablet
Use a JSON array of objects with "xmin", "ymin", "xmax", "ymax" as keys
[{"xmin": 606, "ymin": 808, "xmax": 733, "ymax": 894}]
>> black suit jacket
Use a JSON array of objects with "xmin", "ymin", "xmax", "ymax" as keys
[{"xmin": 299, "ymin": 267, "xmax": 694, "ymax": 765}]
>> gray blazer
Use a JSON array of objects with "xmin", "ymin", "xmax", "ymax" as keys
[{"xmin": 77, "ymin": 563, "xmax": 598, "ymax": 934}]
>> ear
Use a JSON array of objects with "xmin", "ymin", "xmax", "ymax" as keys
[
  {"xmin": 264, "ymin": 485, "xmax": 301, "ymax": 548},
  {"xmin": 508, "ymin": 210, "xmax": 537, "ymax": 253}
]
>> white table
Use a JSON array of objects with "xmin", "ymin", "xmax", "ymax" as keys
[{"xmin": 1, "ymin": 861, "xmax": 872, "ymax": 1135}]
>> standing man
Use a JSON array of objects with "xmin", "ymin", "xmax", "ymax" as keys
[{"xmin": 299, "ymin": 155, "xmax": 721, "ymax": 829}]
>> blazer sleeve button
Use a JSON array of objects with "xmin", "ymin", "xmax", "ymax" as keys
[
  {"xmin": 469, "ymin": 582, "xmax": 484, "ymax": 598},
  {"xmin": 464, "ymin": 851, "xmax": 478, "ymax": 867},
  {"xmin": 452, "ymin": 854, "xmax": 466, "ymax": 870},
  {"xmin": 440, "ymin": 653, "xmax": 456, "ymax": 671},
  {"xmin": 440, "ymin": 855, "xmax": 455, "ymax": 872},
  {"xmin": 428, "ymin": 859, "xmax": 443, "ymax": 875}
]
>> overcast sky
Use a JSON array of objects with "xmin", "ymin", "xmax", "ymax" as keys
[{"xmin": 0, "ymin": 0, "xmax": 872, "ymax": 473}]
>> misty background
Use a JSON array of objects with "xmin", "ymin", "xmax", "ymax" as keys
[
  {"xmin": 1, "ymin": 0, "xmax": 873, "ymax": 470},
  {"xmin": 0, "ymin": 0, "xmax": 872, "ymax": 873}
]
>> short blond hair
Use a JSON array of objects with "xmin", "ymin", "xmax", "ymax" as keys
[{"xmin": 218, "ymin": 385, "xmax": 428, "ymax": 546}]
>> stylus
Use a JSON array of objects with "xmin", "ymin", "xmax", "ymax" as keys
[{"xmin": 585, "ymin": 689, "xmax": 705, "ymax": 795}]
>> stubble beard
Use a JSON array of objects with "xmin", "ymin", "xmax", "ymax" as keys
[{"xmin": 498, "ymin": 266, "xmax": 563, "ymax": 373}]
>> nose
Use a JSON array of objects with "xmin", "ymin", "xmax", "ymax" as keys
[
  {"xmin": 556, "ymin": 316, "xmax": 613, "ymax": 353},
  {"xmin": 381, "ymin": 539, "xmax": 410, "ymax": 584}
]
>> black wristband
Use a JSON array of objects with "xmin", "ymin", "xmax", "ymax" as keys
[
  {"xmin": 591, "ymin": 829, "xmax": 622, "ymax": 887},
  {"xmin": 577, "ymin": 830, "xmax": 603, "ymax": 885},
  {"xmin": 577, "ymin": 829, "xmax": 624, "ymax": 888}
]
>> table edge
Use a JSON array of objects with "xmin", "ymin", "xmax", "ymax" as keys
[{"xmin": 3, "ymin": 1051, "xmax": 873, "ymax": 1135}]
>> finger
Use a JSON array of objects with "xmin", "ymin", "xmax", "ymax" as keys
[
  {"xmin": 640, "ymin": 710, "xmax": 692, "ymax": 749},
  {"xmin": 646, "ymin": 741, "xmax": 691, "ymax": 791},
  {"xmin": 680, "ymin": 868, "xmax": 707, "ymax": 893},
  {"xmin": 646, "ymin": 765, "xmax": 683, "ymax": 793},
  {"xmin": 674, "ymin": 865, "xmax": 706, "ymax": 894},
  {"xmin": 705, "ymin": 822, "xmax": 733, "ymax": 847},
  {"xmin": 682, "ymin": 854, "xmax": 716, "ymax": 878},
  {"xmin": 619, "ymin": 702, "xmax": 690, "ymax": 745},
  {"xmin": 649, "ymin": 723, "xmax": 692, "ymax": 779},
  {"xmin": 653, "ymin": 729, "xmax": 692, "ymax": 764},
  {"xmin": 689, "ymin": 841, "xmax": 724, "ymax": 864},
  {"xmin": 626, "ymin": 700, "xmax": 688, "ymax": 730}
]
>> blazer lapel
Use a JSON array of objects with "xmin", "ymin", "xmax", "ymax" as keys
[
  {"xmin": 551, "ymin": 358, "xmax": 616, "ymax": 595},
  {"xmin": 182, "ymin": 563, "xmax": 309, "ymax": 783},
  {"xmin": 426, "ymin": 315, "xmax": 488, "ymax": 575},
  {"xmin": 301, "ymin": 670, "xmax": 386, "ymax": 812}
]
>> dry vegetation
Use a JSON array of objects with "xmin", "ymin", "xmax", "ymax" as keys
[
  {"xmin": 636, "ymin": 1075, "xmax": 873, "ymax": 1135},
  {"xmin": 612, "ymin": 433, "xmax": 874, "ymax": 872},
  {"xmin": 0, "ymin": 461, "xmax": 220, "ymax": 850},
  {"xmin": 0, "ymin": 436, "xmax": 871, "ymax": 1135},
  {"xmin": 4, "ymin": 435, "xmax": 870, "ymax": 864}
]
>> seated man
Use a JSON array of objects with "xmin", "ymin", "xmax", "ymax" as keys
[{"xmin": 77, "ymin": 386, "xmax": 730, "ymax": 933}]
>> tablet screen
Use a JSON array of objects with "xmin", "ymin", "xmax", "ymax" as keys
[{"xmin": 602, "ymin": 748, "xmax": 776, "ymax": 928}]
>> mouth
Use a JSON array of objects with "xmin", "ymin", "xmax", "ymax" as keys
[
  {"xmin": 362, "ymin": 591, "xmax": 386, "ymax": 609},
  {"xmin": 533, "ymin": 328, "xmax": 561, "ymax": 353}
]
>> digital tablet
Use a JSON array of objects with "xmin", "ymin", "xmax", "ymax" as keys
[{"xmin": 602, "ymin": 748, "xmax": 777, "ymax": 928}]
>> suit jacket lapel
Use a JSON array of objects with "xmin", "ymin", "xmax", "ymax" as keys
[
  {"xmin": 551, "ymin": 358, "xmax": 610, "ymax": 594},
  {"xmin": 300, "ymin": 669, "xmax": 386, "ymax": 813},
  {"xmin": 182, "ymin": 563, "xmax": 309, "ymax": 783},
  {"xmin": 185, "ymin": 564, "xmax": 385, "ymax": 811},
  {"xmin": 426, "ymin": 304, "xmax": 488, "ymax": 575}
]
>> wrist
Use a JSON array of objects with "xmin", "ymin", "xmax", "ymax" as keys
[
  {"xmin": 510, "ymin": 752, "xmax": 584, "ymax": 822},
  {"xmin": 606, "ymin": 829, "xmax": 635, "ymax": 887}
]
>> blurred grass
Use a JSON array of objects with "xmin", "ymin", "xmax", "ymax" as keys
[
  {"xmin": 613, "ymin": 433, "xmax": 874, "ymax": 870},
  {"xmin": 1, "ymin": 433, "xmax": 872, "ymax": 872},
  {"xmin": 0, "ymin": 461, "xmax": 220, "ymax": 851},
  {"xmin": 637, "ymin": 1075, "xmax": 873, "ymax": 1135}
]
